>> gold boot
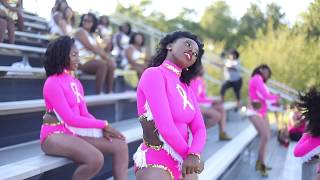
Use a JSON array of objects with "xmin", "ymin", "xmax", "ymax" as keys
[
  {"xmin": 255, "ymin": 160, "xmax": 270, "ymax": 177},
  {"xmin": 219, "ymin": 132, "xmax": 232, "ymax": 141}
]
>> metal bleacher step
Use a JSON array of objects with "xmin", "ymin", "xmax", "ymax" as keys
[
  {"xmin": 0, "ymin": 92, "xmax": 136, "ymax": 116},
  {"xmin": 0, "ymin": 118, "xmax": 141, "ymax": 180},
  {"xmin": 108, "ymin": 117, "xmax": 255, "ymax": 180}
]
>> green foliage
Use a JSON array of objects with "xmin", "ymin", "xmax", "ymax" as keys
[
  {"xmin": 299, "ymin": 0, "xmax": 320, "ymax": 39},
  {"xmin": 200, "ymin": 1, "xmax": 237, "ymax": 47},
  {"xmin": 112, "ymin": 0, "xmax": 319, "ymax": 93},
  {"xmin": 239, "ymin": 27, "xmax": 320, "ymax": 90}
]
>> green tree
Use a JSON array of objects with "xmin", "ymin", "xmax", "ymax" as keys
[
  {"xmin": 237, "ymin": 3, "xmax": 265, "ymax": 42},
  {"xmin": 200, "ymin": 1, "xmax": 237, "ymax": 43},
  {"xmin": 300, "ymin": 0, "xmax": 320, "ymax": 39},
  {"xmin": 265, "ymin": 2, "xmax": 286, "ymax": 30}
]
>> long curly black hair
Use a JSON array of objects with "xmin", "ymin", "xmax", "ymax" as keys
[
  {"xmin": 297, "ymin": 87, "xmax": 320, "ymax": 137},
  {"xmin": 149, "ymin": 31, "xmax": 204, "ymax": 85}
]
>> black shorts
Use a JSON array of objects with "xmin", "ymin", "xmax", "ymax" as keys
[{"xmin": 220, "ymin": 78, "xmax": 243, "ymax": 100}]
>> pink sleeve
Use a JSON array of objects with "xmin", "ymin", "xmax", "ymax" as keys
[
  {"xmin": 254, "ymin": 75, "xmax": 279, "ymax": 101},
  {"xmin": 293, "ymin": 133, "xmax": 308, "ymax": 157},
  {"xmin": 188, "ymin": 92, "xmax": 207, "ymax": 154},
  {"xmin": 44, "ymin": 78, "xmax": 106, "ymax": 128},
  {"xmin": 140, "ymin": 68, "xmax": 189, "ymax": 157},
  {"xmin": 190, "ymin": 78, "xmax": 213, "ymax": 104}
]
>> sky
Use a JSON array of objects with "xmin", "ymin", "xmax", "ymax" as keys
[{"xmin": 23, "ymin": 0, "xmax": 313, "ymax": 25}]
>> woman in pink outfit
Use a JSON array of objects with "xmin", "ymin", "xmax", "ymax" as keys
[
  {"xmin": 248, "ymin": 64, "xmax": 280, "ymax": 177},
  {"xmin": 190, "ymin": 66, "xmax": 231, "ymax": 141},
  {"xmin": 294, "ymin": 87, "xmax": 320, "ymax": 180},
  {"xmin": 134, "ymin": 31, "xmax": 207, "ymax": 180},
  {"xmin": 41, "ymin": 36, "xmax": 128, "ymax": 180}
]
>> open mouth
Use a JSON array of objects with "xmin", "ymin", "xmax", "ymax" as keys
[{"xmin": 184, "ymin": 52, "xmax": 192, "ymax": 61}]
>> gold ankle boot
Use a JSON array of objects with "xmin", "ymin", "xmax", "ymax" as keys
[
  {"xmin": 255, "ymin": 160, "xmax": 270, "ymax": 177},
  {"xmin": 219, "ymin": 132, "xmax": 232, "ymax": 141}
]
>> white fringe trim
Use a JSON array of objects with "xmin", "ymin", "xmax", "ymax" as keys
[
  {"xmin": 133, "ymin": 144, "xmax": 148, "ymax": 168},
  {"xmin": 53, "ymin": 109, "xmax": 103, "ymax": 138},
  {"xmin": 300, "ymin": 146, "xmax": 320, "ymax": 163},
  {"xmin": 245, "ymin": 108, "xmax": 260, "ymax": 117},
  {"xmin": 65, "ymin": 125, "xmax": 103, "ymax": 138},
  {"xmin": 143, "ymin": 101, "xmax": 154, "ymax": 121},
  {"xmin": 159, "ymin": 134, "xmax": 183, "ymax": 170}
]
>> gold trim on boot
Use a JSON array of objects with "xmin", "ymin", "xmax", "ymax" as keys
[
  {"xmin": 255, "ymin": 160, "xmax": 270, "ymax": 177},
  {"xmin": 219, "ymin": 132, "xmax": 231, "ymax": 141}
]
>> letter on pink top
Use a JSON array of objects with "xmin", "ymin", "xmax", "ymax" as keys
[
  {"xmin": 137, "ymin": 60, "xmax": 206, "ymax": 158},
  {"xmin": 43, "ymin": 73, "xmax": 106, "ymax": 128}
]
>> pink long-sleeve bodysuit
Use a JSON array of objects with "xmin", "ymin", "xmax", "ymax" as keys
[
  {"xmin": 190, "ymin": 76, "xmax": 213, "ymax": 107},
  {"xmin": 248, "ymin": 74, "xmax": 279, "ymax": 118},
  {"xmin": 40, "ymin": 70, "xmax": 107, "ymax": 144},
  {"xmin": 133, "ymin": 60, "xmax": 207, "ymax": 179}
]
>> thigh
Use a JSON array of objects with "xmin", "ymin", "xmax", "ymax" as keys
[
  {"xmin": 201, "ymin": 107, "xmax": 221, "ymax": 118},
  {"xmin": 80, "ymin": 136, "xmax": 127, "ymax": 155},
  {"xmin": 231, "ymin": 80, "xmax": 241, "ymax": 94},
  {"xmin": 80, "ymin": 60, "xmax": 106, "ymax": 74},
  {"xmin": 212, "ymin": 102, "xmax": 224, "ymax": 113},
  {"xmin": 41, "ymin": 133, "xmax": 103, "ymax": 163},
  {"xmin": 221, "ymin": 81, "xmax": 232, "ymax": 92},
  {"xmin": 249, "ymin": 116, "xmax": 266, "ymax": 135},
  {"xmin": 136, "ymin": 167, "xmax": 172, "ymax": 180}
]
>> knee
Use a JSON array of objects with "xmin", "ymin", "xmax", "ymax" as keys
[
  {"xmin": 113, "ymin": 140, "xmax": 128, "ymax": 157},
  {"xmin": 98, "ymin": 62, "xmax": 108, "ymax": 72},
  {"xmin": 261, "ymin": 132, "xmax": 270, "ymax": 142},
  {"xmin": 86, "ymin": 151, "xmax": 104, "ymax": 174},
  {"xmin": 108, "ymin": 60, "xmax": 116, "ymax": 70}
]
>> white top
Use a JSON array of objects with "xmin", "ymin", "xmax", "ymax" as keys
[
  {"xmin": 122, "ymin": 47, "xmax": 144, "ymax": 68},
  {"xmin": 75, "ymin": 29, "xmax": 97, "ymax": 64},
  {"xmin": 49, "ymin": 12, "xmax": 73, "ymax": 36},
  {"xmin": 111, "ymin": 32, "xmax": 130, "ymax": 57}
]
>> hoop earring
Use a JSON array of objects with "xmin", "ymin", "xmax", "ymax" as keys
[{"xmin": 167, "ymin": 47, "xmax": 172, "ymax": 51}]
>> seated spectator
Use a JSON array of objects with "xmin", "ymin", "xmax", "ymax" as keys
[
  {"xmin": 42, "ymin": 36, "xmax": 128, "ymax": 180},
  {"xmin": 190, "ymin": 66, "xmax": 231, "ymax": 141},
  {"xmin": 277, "ymin": 102, "xmax": 306, "ymax": 147},
  {"xmin": 0, "ymin": 10, "xmax": 14, "ymax": 43},
  {"xmin": 123, "ymin": 32, "xmax": 147, "ymax": 78},
  {"xmin": 74, "ymin": 13, "xmax": 115, "ymax": 94},
  {"xmin": 112, "ymin": 22, "xmax": 131, "ymax": 67},
  {"xmin": 51, "ymin": 0, "xmax": 68, "ymax": 14},
  {"xmin": 49, "ymin": 0, "xmax": 68, "ymax": 33},
  {"xmin": 0, "ymin": 0, "xmax": 24, "ymax": 31},
  {"xmin": 97, "ymin": 15, "xmax": 113, "ymax": 53},
  {"xmin": 50, "ymin": 6, "xmax": 75, "ymax": 36}
]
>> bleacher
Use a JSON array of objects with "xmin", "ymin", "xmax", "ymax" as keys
[{"xmin": 0, "ymin": 9, "xmax": 312, "ymax": 180}]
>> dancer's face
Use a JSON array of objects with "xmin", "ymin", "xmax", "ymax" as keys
[
  {"xmin": 260, "ymin": 68, "xmax": 270, "ymax": 82},
  {"xmin": 167, "ymin": 38, "xmax": 199, "ymax": 69},
  {"xmin": 68, "ymin": 46, "xmax": 80, "ymax": 71}
]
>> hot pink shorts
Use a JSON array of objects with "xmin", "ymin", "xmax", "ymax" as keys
[
  {"xmin": 40, "ymin": 123, "xmax": 75, "ymax": 144},
  {"xmin": 134, "ymin": 143, "xmax": 181, "ymax": 180}
]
